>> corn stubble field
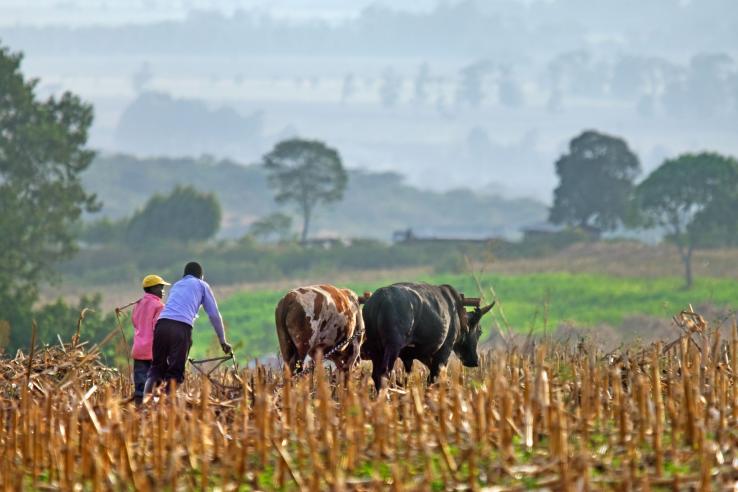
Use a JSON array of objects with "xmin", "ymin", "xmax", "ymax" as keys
[{"xmin": 2, "ymin": 312, "xmax": 738, "ymax": 491}]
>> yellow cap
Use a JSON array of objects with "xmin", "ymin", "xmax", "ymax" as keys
[{"xmin": 142, "ymin": 274, "xmax": 170, "ymax": 289}]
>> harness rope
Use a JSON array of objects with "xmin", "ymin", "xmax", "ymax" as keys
[{"xmin": 322, "ymin": 327, "xmax": 364, "ymax": 360}]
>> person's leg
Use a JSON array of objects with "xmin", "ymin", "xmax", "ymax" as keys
[
  {"xmin": 163, "ymin": 324, "xmax": 192, "ymax": 386},
  {"xmin": 133, "ymin": 359, "xmax": 151, "ymax": 404},
  {"xmin": 144, "ymin": 320, "xmax": 173, "ymax": 396}
]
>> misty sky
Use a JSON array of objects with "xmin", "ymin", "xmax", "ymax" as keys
[
  {"xmin": 1, "ymin": 0, "xmax": 736, "ymax": 202},
  {"xmin": 0, "ymin": 1, "xmax": 438, "ymax": 26}
]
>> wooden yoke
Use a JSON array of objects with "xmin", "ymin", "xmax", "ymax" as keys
[{"xmin": 460, "ymin": 294, "xmax": 481, "ymax": 307}]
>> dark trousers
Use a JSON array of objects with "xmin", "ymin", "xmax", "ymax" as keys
[
  {"xmin": 147, "ymin": 318, "xmax": 193, "ymax": 386},
  {"xmin": 133, "ymin": 359, "xmax": 152, "ymax": 400}
]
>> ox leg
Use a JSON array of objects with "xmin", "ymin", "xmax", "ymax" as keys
[
  {"xmin": 286, "ymin": 342, "xmax": 308, "ymax": 375},
  {"xmin": 382, "ymin": 345, "xmax": 402, "ymax": 389},
  {"xmin": 371, "ymin": 354, "xmax": 384, "ymax": 391},
  {"xmin": 290, "ymin": 354, "xmax": 306, "ymax": 375},
  {"xmin": 415, "ymin": 356, "xmax": 432, "ymax": 382},
  {"xmin": 428, "ymin": 347, "xmax": 453, "ymax": 384},
  {"xmin": 371, "ymin": 344, "xmax": 400, "ymax": 391},
  {"xmin": 428, "ymin": 359, "xmax": 444, "ymax": 384},
  {"xmin": 400, "ymin": 357, "xmax": 414, "ymax": 386},
  {"xmin": 282, "ymin": 340, "xmax": 306, "ymax": 375}
]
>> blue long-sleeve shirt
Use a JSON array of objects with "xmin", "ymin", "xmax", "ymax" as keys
[{"xmin": 159, "ymin": 275, "xmax": 226, "ymax": 343}]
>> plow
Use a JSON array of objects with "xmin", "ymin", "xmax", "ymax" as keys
[{"xmin": 187, "ymin": 352, "xmax": 244, "ymax": 398}]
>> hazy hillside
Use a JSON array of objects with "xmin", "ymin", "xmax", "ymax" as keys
[{"xmin": 83, "ymin": 154, "xmax": 547, "ymax": 241}]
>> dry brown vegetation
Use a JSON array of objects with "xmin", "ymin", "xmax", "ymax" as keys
[{"xmin": 3, "ymin": 311, "xmax": 738, "ymax": 490}]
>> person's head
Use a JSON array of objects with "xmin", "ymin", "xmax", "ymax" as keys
[
  {"xmin": 141, "ymin": 274, "xmax": 170, "ymax": 299},
  {"xmin": 184, "ymin": 261, "xmax": 203, "ymax": 279},
  {"xmin": 144, "ymin": 284, "xmax": 165, "ymax": 298}
]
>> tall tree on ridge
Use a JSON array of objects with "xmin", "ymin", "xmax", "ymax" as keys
[
  {"xmin": 550, "ymin": 130, "xmax": 641, "ymax": 234},
  {"xmin": 635, "ymin": 152, "xmax": 738, "ymax": 288},
  {"xmin": 262, "ymin": 138, "xmax": 347, "ymax": 243}
]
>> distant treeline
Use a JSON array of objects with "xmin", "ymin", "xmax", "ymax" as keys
[
  {"xmin": 3, "ymin": 1, "xmax": 735, "ymax": 57},
  {"xmin": 82, "ymin": 153, "xmax": 546, "ymax": 241},
  {"xmin": 61, "ymin": 228, "xmax": 590, "ymax": 288}
]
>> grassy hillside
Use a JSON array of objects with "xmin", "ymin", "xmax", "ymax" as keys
[
  {"xmin": 83, "ymin": 154, "xmax": 546, "ymax": 241},
  {"xmin": 191, "ymin": 272, "xmax": 738, "ymax": 359}
]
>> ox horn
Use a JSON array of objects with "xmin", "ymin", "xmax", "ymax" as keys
[{"xmin": 478, "ymin": 301, "xmax": 496, "ymax": 315}]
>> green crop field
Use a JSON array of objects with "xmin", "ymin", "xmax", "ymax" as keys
[{"xmin": 192, "ymin": 273, "xmax": 738, "ymax": 359}]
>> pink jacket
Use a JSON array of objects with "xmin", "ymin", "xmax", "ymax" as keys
[{"xmin": 131, "ymin": 293, "xmax": 164, "ymax": 360}]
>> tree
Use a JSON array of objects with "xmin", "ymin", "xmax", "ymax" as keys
[
  {"xmin": 547, "ymin": 51, "xmax": 607, "ymax": 98},
  {"xmin": 497, "ymin": 67, "xmax": 524, "ymax": 108},
  {"xmin": 635, "ymin": 152, "xmax": 738, "ymax": 288},
  {"xmin": 126, "ymin": 185, "xmax": 221, "ymax": 244},
  {"xmin": 116, "ymin": 91, "xmax": 263, "ymax": 157},
  {"xmin": 549, "ymin": 131, "xmax": 641, "ymax": 233},
  {"xmin": 662, "ymin": 53, "xmax": 734, "ymax": 119},
  {"xmin": 80, "ymin": 217, "xmax": 127, "ymax": 245},
  {"xmin": 131, "ymin": 61, "xmax": 153, "ymax": 93},
  {"xmin": 456, "ymin": 59, "xmax": 493, "ymax": 108},
  {"xmin": 466, "ymin": 126, "xmax": 492, "ymax": 160},
  {"xmin": 379, "ymin": 68, "xmax": 402, "ymax": 108},
  {"xmin": 262, "ymin": 139, "xmax": 347, "ymax": 243},
  {"xmin": 0, "ymin": 43, "xmax": 99, "ymax": 349},
  {"xmin": 611, "ymin": 55, "xmax": 678, "ymax": 102},
  {"xmin": 341, "ymin": 73, "xmax": 356, "ymax": 103},
  {"xmin": 248, "ymin": 213, "xmax": 294, "ymax": 243},
  {"xmin": 413, "ymin": 62, "xmax": 431, "ymax": 104}
]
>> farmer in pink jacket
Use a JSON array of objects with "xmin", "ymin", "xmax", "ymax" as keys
[{"xmin": 131, "ymin": 274, "xmax": 170, "ymax": 404}]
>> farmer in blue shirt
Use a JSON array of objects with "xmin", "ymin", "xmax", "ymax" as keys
[{"xmin": 144, "ymin": 261, "xmax": 232, "ymax": 394}]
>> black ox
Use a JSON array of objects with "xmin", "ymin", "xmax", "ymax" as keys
[{"xmin": 361, "ymin": 282, "xmax": 494, "ymax": 390}]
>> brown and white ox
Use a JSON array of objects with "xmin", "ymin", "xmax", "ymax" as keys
[{"xmin": 275, "ymin": 285, "xmax": 364, "ymax": 374}]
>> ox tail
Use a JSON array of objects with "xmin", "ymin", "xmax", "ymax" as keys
[
  {"xmin": 363, "ymin": 293, "xmax": 406, "ymax": 388},
  {"xmin": 275, "ymin": 296, "xmax": 299, "ymax": 374},
  {"xmin": 360, "ymin": 294, "xmax": 385, "ymax": 358}
]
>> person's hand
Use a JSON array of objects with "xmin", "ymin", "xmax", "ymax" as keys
[{"xmin": 221, "ymin": 341, "xmax": 232, "ymax": 355}]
